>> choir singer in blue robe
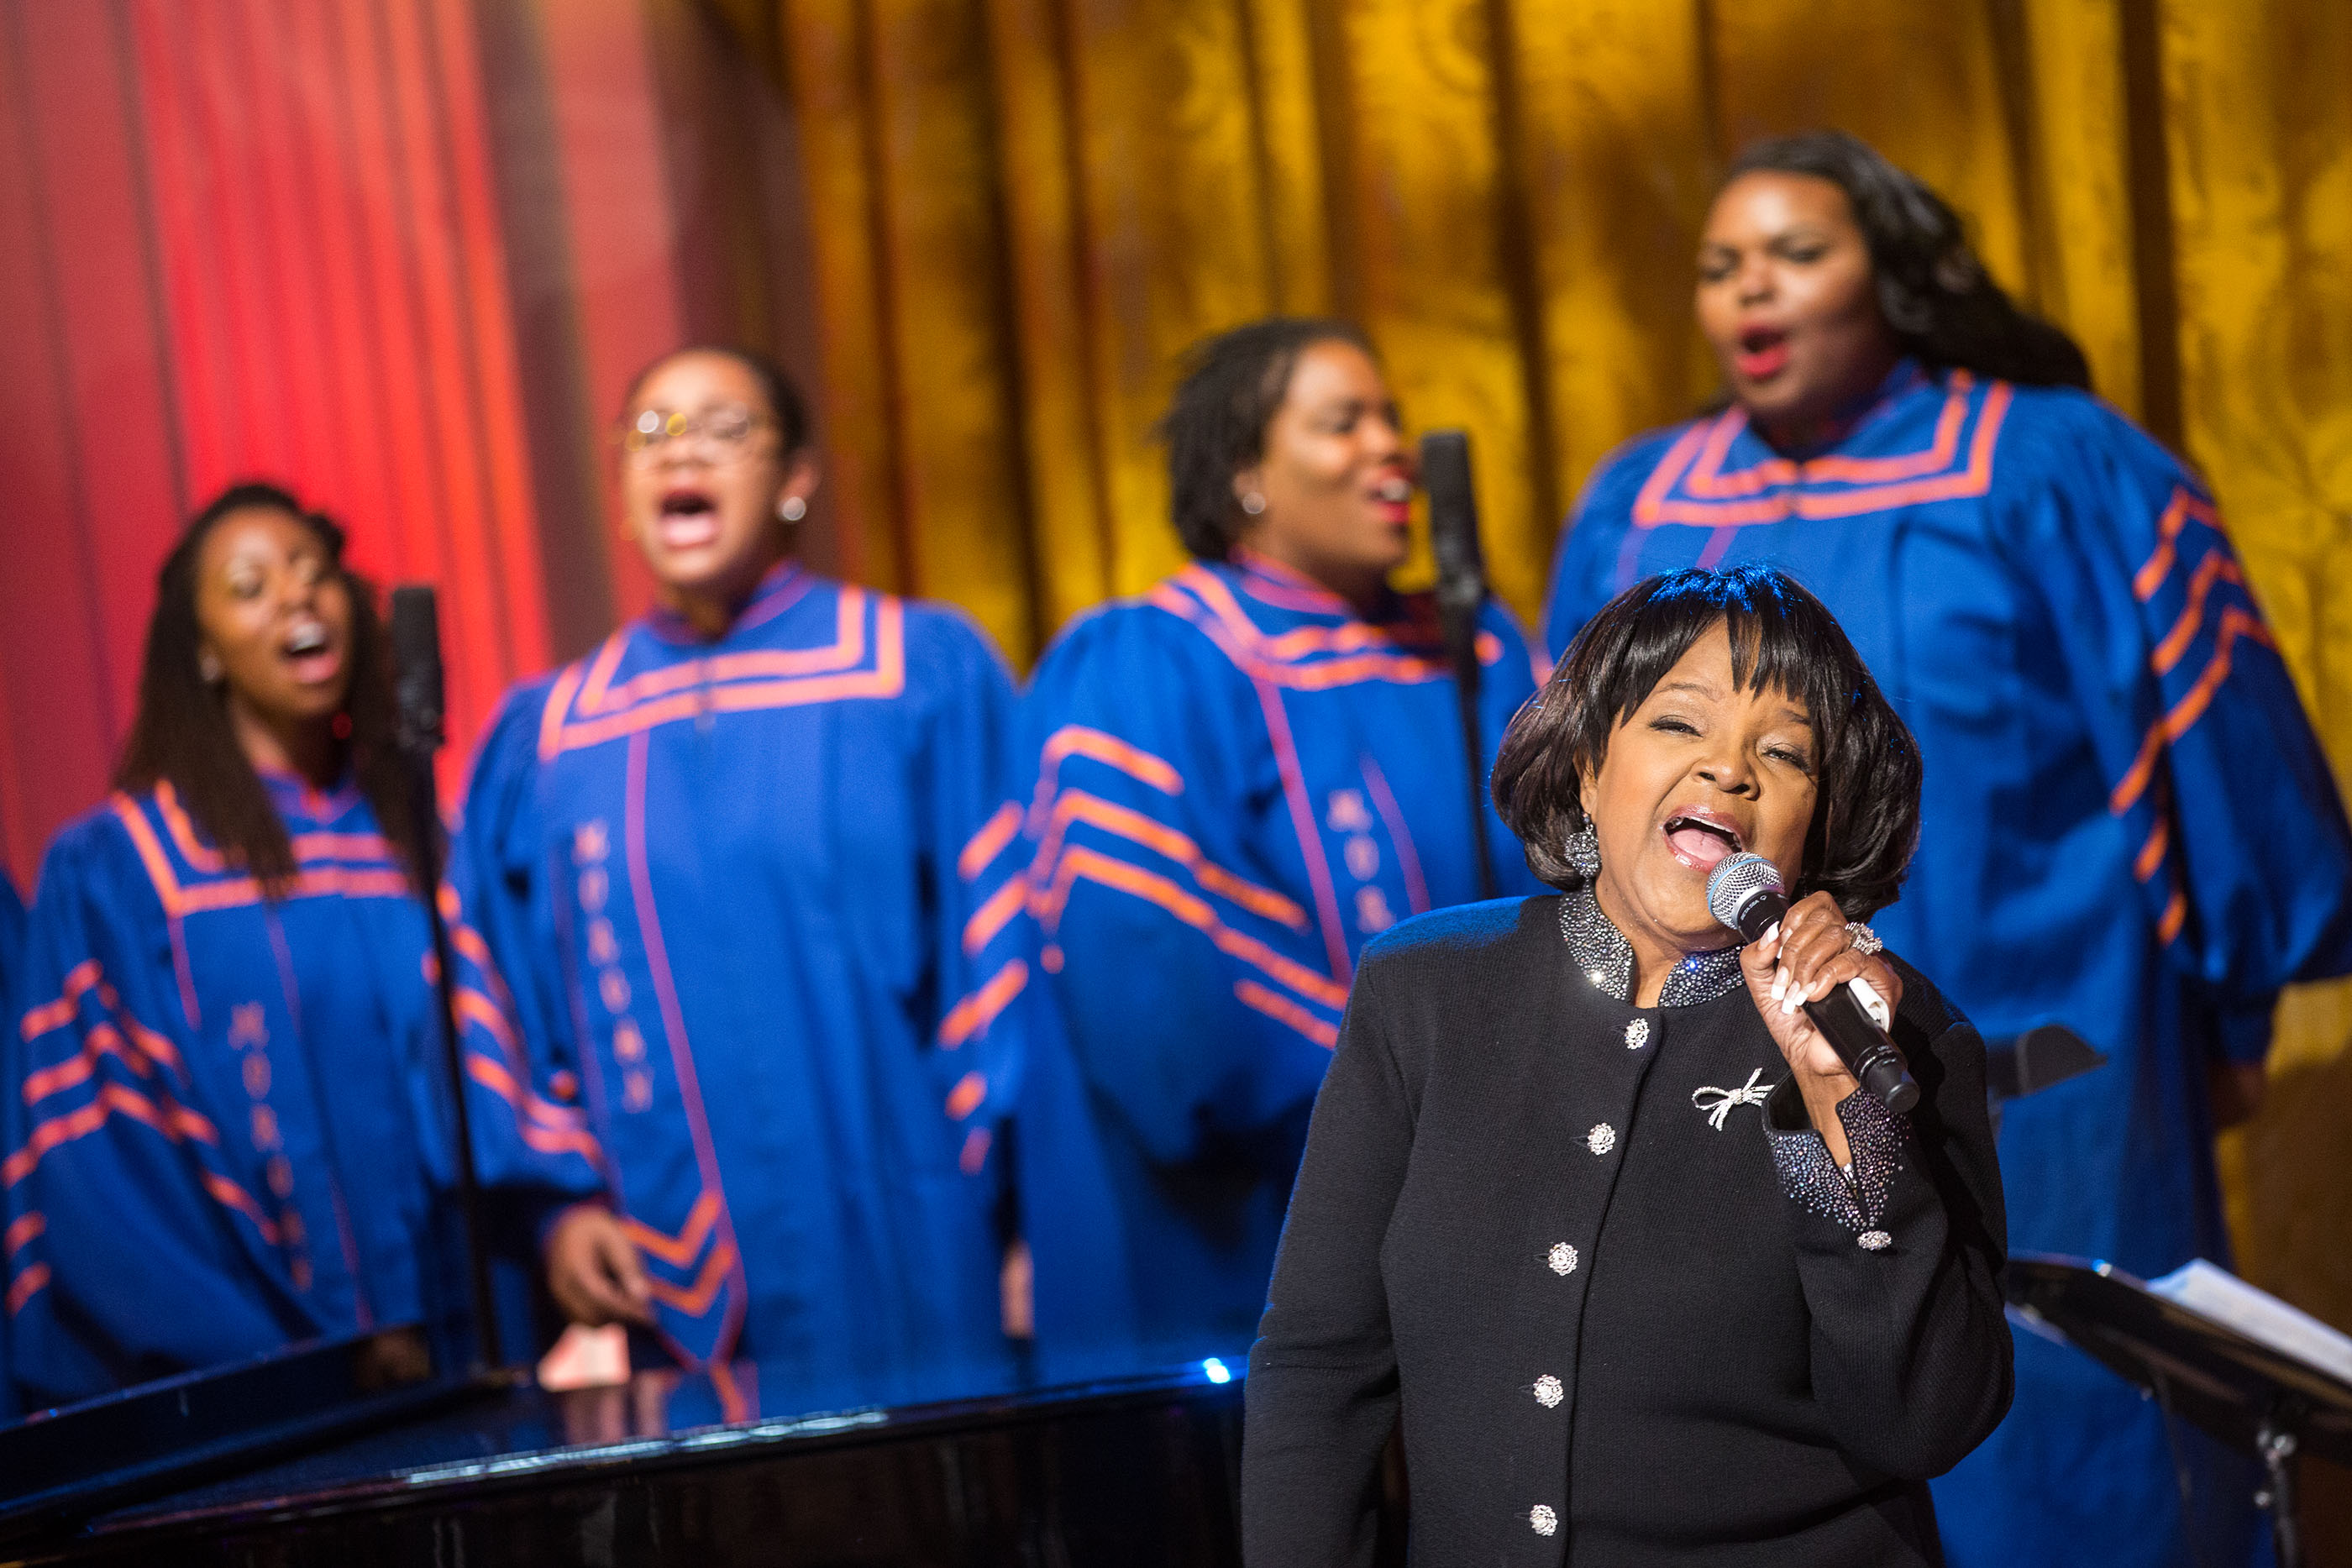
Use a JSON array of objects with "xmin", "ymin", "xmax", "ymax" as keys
[
  {"xmin": 1546, "ymin": 132, "xmax": 2352, "ymax": 1568},
  {"xmin": 1018, "ymin": 318, "xmax": 1546, "ymax": 1370},
  {"xmin": 460, "ymin": 348, "xmax": 1029, "ymax": 1413},
  {"xmin": 4, "ymin": 485, "xmax": 598, "ymax": 1411}
]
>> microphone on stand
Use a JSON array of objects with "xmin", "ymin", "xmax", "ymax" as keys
[
  {"xmin": 1419, "ymin": 429, "xmax": 1499, "ymax": 900},
  {"xmin": 1706, "ymin": 852, "xmax": 1919, "ymax": 1113},
  {"xmin": 390, "ymin": 585, "xmax": 502, "ymax": 1372}
]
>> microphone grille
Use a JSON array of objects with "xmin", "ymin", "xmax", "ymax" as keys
[{"xmin": 1706, "ymin": 852, "xmax": 1783, "ymax": 931}]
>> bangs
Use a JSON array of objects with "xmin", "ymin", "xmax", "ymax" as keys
[{"xmin": 1595, "ymin": 568, "xmax": 1848, "ymax": 747}]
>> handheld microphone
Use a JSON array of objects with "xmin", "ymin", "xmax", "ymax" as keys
[{"xmin": 1706, "ymin": 852, "xmax": 1919, "ymax": 1114}]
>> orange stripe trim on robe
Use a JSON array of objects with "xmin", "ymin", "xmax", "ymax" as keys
[
  {"xmin": 938, "ymin": 960, "xmax": 1028, "ymax": 1048},
  {"xmin": 2109, "ymin": 609, "xmax": 2278, "ymax": 816},
  {"xmin": 1235, "ymin": 979, "xmax": 1341, "ymax": 1049},
  {"xmin": 1035, "ymin": 847, "xmax": 1347, "ymax": 1012}
]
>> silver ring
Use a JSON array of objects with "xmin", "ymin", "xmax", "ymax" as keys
[{"xmin": 1845, "ymin": 920, "xmax": 1882, "ymax": 957}]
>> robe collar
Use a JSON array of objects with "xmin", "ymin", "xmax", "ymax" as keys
[
  {"xmin": 1745, "ymin": 355, "xmax": 1934, "ymax": 462},
  {"xmin": 1226, "ymin": 547, "xmax": 1406, "ymax": 625},
  {"xmin": 645, "ymin": 559, "xmax": 809, "ymax": 646},
  {"xmin": 1557, "ymin": 884, "xmax": 1746, "ymax": 1007},
  {"xmin": 254, "ymin": 761, "xmax": 360, "ymax": 825}
]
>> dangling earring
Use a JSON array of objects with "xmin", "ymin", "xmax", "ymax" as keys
[
  {"xmin": 1239, "ymin": 491, "xmax": 1267, "ymax": 516},
  {"xmin": 1564, "ymin": 820, "xmax": 1601, "ymax": 878},
  {"xmin": 197, "ymin": 648, "xmax": 224, "ymax": 685},
  {"xmin": 778, "ymin": 495, "xmax": 807, "ymax": 522}
]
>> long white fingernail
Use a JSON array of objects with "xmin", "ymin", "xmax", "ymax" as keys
[
  {"xmin": 1771, "ymin": 971, "xmax": 1788, "ymax": 1002},
  {"xmin": 1782, "ymin": 994, "xmax": 1800, "ymax": 1015},
  {"xmin": 1763, "ymin": 920, "xmax": 1781, "ymax": 945}
]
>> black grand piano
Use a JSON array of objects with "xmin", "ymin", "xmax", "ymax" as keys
[{"xmin": 0, "ymin": 1335, "xmax": 1251, "ymax": 1565}]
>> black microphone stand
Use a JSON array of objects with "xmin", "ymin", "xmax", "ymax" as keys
[
  {"xmin": 1421, "ymin": 430, "xmax": 1499, "ymax": 900},
  {"xmin": 391, "ymin": 586, "xmax": 501, "ymax": 1374}
]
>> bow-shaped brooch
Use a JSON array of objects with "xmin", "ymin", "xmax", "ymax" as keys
[{"xmin": 1691, "ymin": 1067, "xmax": 1775, "ymax": 1130}]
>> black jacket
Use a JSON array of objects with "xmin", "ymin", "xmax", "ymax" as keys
[{"xmin": 1244, "ymin": 896, "xmax": 2010, "ymax": 1565}]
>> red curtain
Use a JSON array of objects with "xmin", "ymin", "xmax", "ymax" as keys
[{"xmin": 0, "ymin": 0, "xmax": 552, "ymax": 879}]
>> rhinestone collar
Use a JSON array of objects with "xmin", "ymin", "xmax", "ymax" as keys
[{"xmin": 1557, "ymin": 886, "xmax": 1746, "ymax": 1007}]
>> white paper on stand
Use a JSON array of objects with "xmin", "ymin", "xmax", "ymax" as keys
[{"xmin": 2145, "ymin": 1258, "xmax": 2352, "ymax": 1389}]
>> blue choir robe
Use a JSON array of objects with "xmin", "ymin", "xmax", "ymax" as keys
[
  {"xmin": 1017, "ymin": 552, "xmax": 1546, "ymax": 1370},
  {"xmin": 1546, "ymin": 360, "xmax": 2352, "ymax": 1568},
  {"xmin": 458, "ymin": 564, "xmax": 1027, "ymax": 1411},
  {"xmin": 3, "ymin": 774, "xmax": 598, "ymax": 1411}
]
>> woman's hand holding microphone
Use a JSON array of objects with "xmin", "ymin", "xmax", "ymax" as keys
[{"xmin": 1739, "ymin": 889, "xmax": 1903, "ymax": 1164}]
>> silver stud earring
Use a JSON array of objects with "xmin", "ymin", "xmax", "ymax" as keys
[
  {"xmin": 1564, "ymin": 821, "xmax": 1601, "ymax": 878},
  {"xmin": 778, "ymin": 496, "xmax": 807, "ymax": 522},
  {"xmin": 197, "ymin": 649, "xmax": 224, "ymax": 684},
  {"xmin": 1240, "ymin": 492, "xmax": 1267, "ymax": 516}
]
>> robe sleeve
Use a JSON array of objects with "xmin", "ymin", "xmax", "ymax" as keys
[
  {"xmin": 2003, "ymin": 403, "xmax": 2352, "ymax": 1059},
  {"xmin": 905, "ymin": 606, "xmax": 1030, "ymax": 1173},
  {"xmin": 451, "ymin": 683, "xmax": 611, "ymax": 1214},
  {"xmin": 3, "ymin": 817, "xmax": 304, "ymax": 1408},
  {"xmin": 1760, "ymin": 959, "xmax": 2012, "ymax": 1479},
  {"xmin": 1242, "ymin": 962, "xmax": 1406, "ymax": 1568},
  {"xmin": 438, "ymin": 853, "xmax": 606, "ymax": 1205},
  {"xmin": 1021, "ymin": 606, "xmax": 1346, "ymax": 1168}
]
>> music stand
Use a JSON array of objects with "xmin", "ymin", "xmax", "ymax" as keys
[
  {"xmin": 2005, "ymin": 1252, "xmax": 2352, "ymax": 1568},
  {"xmin": 1983, "ymin": 1023, "xmax": 2108, "ymax": 1104}
]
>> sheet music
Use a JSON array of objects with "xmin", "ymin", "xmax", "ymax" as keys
[{"xmin": 2146, "ymin": 1259, "xmax": 2352, "ymax": 1388}]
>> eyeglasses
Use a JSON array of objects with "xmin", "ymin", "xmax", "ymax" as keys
[{"xmin": 619, "ymin": 404, "xmax": 774, "ymax": 462}]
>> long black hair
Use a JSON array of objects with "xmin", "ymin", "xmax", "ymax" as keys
[
  {"xmin": 1158, "ymin": 316, "xmax": 1375, "ymax": 560},
  {"xmin": 114, "ymin": 482, "xmax": 415, "ymax": 894},
  {"xmin": 1492, "ymin": 564, "xmax": 1922, "ymax": 919},
  {"xmin": 1729, "ymin": 131, "xmax": 2092, "ymax": 391}
]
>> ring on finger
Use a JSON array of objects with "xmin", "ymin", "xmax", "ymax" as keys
[{"xmin": 1844, "ymin": 920, "xmax": 1882, "ymax": 957}]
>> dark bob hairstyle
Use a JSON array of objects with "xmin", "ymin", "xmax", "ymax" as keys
[
  {"xmin": 1729, "ymin": 131, "xmax": 2092, "ymax": 391},
  {"xmin": 1158, "ymin": 316, "xmax": 1375, "ymax": 561},
  {"xmin": 1492, "ymin": 564, "xmax": 1921, "ymax": 919},
  {"xmin": 114, "ymin": 482, "xmax": 414, "ymax": 895}
]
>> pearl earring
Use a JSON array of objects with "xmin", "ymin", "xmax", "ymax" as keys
[
  {"xmin": 779, "ymin": 496, "xmax": 807, "ymax": 522},
  {"xmin": 1240, "ymin": 492, "xmax": 1267, "ymax": 516},
  {"xmin": 198, "ymin": 650, "xmax": 224, "ymax": 684}
]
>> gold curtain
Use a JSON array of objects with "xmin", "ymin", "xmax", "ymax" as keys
[{"xmin": 725, "ymin": 0, "xmax": 2352, "ymax": 1344}]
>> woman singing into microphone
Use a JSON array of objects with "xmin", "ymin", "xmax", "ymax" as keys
[
  {"xmin": 1016, "ymin": 317, "xmax": 1545, "ymax": 1371},
  {"xmin": 3, "ymin": 485, "xmax": 594, "ymax": 1408},
  {"xmin": 1246, "ymin": 565, "xmax": 2008, "ymax": 1565},
  {"xmin": 1545, "ymin": 131, "xmax": 2352, "ymax": 1566}
]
